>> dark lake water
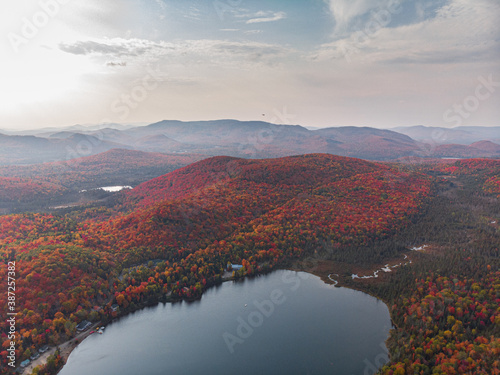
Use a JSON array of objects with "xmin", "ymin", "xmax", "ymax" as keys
[{"xmin": 59, "ymin": 270, "xmax": 392, "ymax": 375}]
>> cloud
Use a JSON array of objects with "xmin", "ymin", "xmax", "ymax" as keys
[
  {"xmin": 106, "ymin": 61, "xmax": 127, "ymax": 67},
  {"xmin": 324, "ymin": 0, "xmax": 400, "ymax": 35},
  {"xmin": 58, "ymin": 38, "xmax": 296, "ymax": 67},
  {"xmin": 315, "ymin": 0, "xmax": 500, "ymax": 64},
  {"xmin": 155, "ymin": 0, "xmax": 166, "ymax": 12},
  {"xmin": 246, "ymin": 11, "xmax": 286, "ymax": 24},
  {"xmin": 245, "ymin": 30, "xmax": 263, "ymax": 35},
  {"xmin": 382, "ymin": 43, "xmax": 499, "ymax": 65},
  {"xmin": 415, "ymin": 1, "xmax": 435, "ymax": 20},
  {"xmin": 184, "ymin": 5, "xmax": 202, "ymax": 21},
  {"xmin": 213, "ymin": 41, "xmax": 288, "ymax": 60},
  {"xmin": 59, "ymin": 39, "xmax": 156, "ymax": 57},
  {"xmin": 155, "ymin": 0, "xmax": 167, "ymax": 19}
]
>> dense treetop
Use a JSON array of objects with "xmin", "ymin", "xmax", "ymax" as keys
[{"xmin": 1, "ymin": 154, "xmax": 498, "ymax": 374}]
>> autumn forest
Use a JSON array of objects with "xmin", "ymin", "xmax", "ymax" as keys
[{"xmin": 0, "ymin": 150, "xmax": 499, "ymax": 375}]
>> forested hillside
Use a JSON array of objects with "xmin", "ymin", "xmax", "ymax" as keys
[
  {"xmin": 0, "ymin": 149, "xmax": 205, "ymax": 213},
  {"xmin": 344, "ymin": 159, "xmax": 500, "ymax": 375},
  {"xmin": 0, "ymin": 155, "xmax": 498, "ymax": 375},
  {"xmin": 0, "ymin": 154, "xmax": 431, "ymax": 373},
  {"xmin": 0, "ymin": 178, "xmax": 67, "ymax": 213}
]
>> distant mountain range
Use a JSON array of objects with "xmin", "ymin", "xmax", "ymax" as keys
[
  {"xmin": 0, "ymin": 122, "xmax": 143, "ymax": 136},
  {"xmin": 0, "ymin": 121, "xmax": 499, "ymax": 165},
  {"xmin": 0, "ymin": 133, "xmax": 131, "ymax": 165},
  {"xmin": 391, "ymin": 125, "xmax": 500, "ymax": 145}
]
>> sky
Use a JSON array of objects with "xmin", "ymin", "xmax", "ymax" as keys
[{"xmin": 0, "ymin": 0, "xmax": 499, "ymax": 130}]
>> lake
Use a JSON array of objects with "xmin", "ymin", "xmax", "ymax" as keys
[
  {"xmin": 59, "ymin": 270, "xmax": 392, "ymax": 375},
  {"xmin": 79, "ymin": 186, "xmax": 132, "ymax": 193}
]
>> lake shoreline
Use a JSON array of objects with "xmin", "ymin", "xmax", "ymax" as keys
[
  {"xmin": 288, "ymin": 256, "xmax": 419, "ymax": 369},
  {"xmin": 51, "ymin": 263, "xmax": 394, "ymax": 375},
  {"xmin": 21, "ymin": 322, "xmax": 99, "ymax": 374}
]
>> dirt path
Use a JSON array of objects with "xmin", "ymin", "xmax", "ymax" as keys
[{"xmin": 22, "ymin": 322, "xmax": 101, "ymax": 374}]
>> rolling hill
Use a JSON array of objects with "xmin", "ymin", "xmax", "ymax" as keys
[
  {"xmin": 392, "ymin": 125, "xmax": 500, "ymax": 145},
  {"xmin": 121, "ymin": 120, "xmax": 423, "ymax": 159},
  {"xmin": 0, "ymin": 154, "xmax": 432, "ymax": 356},
  {"xmin": 0, "ymin": 149, "xmax": 207, "ymax": 213},
  {"xmin": 0, "ymin": 133, "xmax": 130, "ymax": 165},
  {"xmin": 107, "ymin": 153, "xmax": 432, "ymax": 262},
  {"xmin": 0, "ymin": 149, "xmax": 205, "ymax": 190},
  {"xmin": 2, "ymin": 121, "xmax": 500, "ymax": 168},
  {"xmin": 314, "ymin": 126, "xmax": 422, "ymax": 159},
  {"xmin": 0, "ymin": 177, "xmax": 67, "ymax": 214},
  {"xmin": 433, "ymin": 141, "xmax": 500, "ymax": 158},
  {"xmin": 0, "ymin": 120, "xmax": 430, "ymax": 165}
]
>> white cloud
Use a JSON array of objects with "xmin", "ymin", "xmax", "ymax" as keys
[
  {"xmin": 58, "ymin": 38, "xmax": 296, "ymax": 68},
  {"xmin": 184, "ymin": 5, "xmax": 203, "ymax": 21},
  {"xmin": 324, "ymin": 0, "xmax": 400, "ymax": 35},
  {"xmin": 300, "ymin": 0, "xmax": 500, "ymax": 128},
  {"xmin": 246, "ymin": 11, "xmax": 286, "ymax": 24},
  {"xmin": 415, "ymin": 1, "xmax": 434, "ymax": 20},
  {"xmin": 315, "ymin": 0, "xmax": 500, "ymax": 64},
  {"xmin": 245, "ymin": 30, "xmax": 263, "ymax": 35},
  {"xmin": 3, "ymin": 0, "xmax": 498, "ymax": 129},
  {"xmin": 155, "ymin": 0, "xmax": 167, "ymax": 19}
]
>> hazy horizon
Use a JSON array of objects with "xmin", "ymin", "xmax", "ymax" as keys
[
  {"xmin": 2, "ymin": 119, "xmax": 500, "ymax": 134},
  {"xmin": 1, "ymin": 0, "xmax": 499, "ymax": 130}
]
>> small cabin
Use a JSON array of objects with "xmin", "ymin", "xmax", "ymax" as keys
[
  {"xmin": 76, "ymin": 320, "xmax": 92, "ymax": 332},
  {"xmin": 110, "ymin": 304, "xmax": 119, "ymax": 312},
  {"xmin": 227, "ymin": 262, "xmax": 243, "ymax": 271}
]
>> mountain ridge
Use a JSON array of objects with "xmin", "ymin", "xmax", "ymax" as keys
[{"xmin": 1, "ymin": 120, "xmax": 500, "ymax": 166}]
